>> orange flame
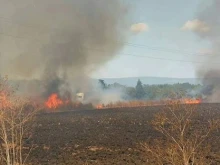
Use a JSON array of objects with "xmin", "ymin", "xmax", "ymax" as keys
[
  {"xmin": 95, "ymin": 98, "xmax": 202, "ymax": 110},
  {"xmin": 182, "ymin": 98, "xmax": 202, "ymax": 104},
  {"xmin": 45, "ymin": 93, "xmax": 64, "ymax": 109},
  {"xmin": 96, "ymin": 104, "xmax": 104, "ymax": 109}
]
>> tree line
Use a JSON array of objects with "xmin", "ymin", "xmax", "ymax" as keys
[{"xmin": 99, "ymin": 79, "xmax": 202, "ymax": 100}]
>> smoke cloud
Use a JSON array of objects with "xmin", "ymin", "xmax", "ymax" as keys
[
  {"xmin": 0, "ymin": 0, "xmax": 129, "ymax": 101},
  {"xmin": 194, "ymin": 0, "xmax": 220, "ymax": 102}
]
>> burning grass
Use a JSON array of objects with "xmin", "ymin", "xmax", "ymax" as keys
[
  {"xmin": 43, "ymin": 93, "xmax": 93, "ymax": 112},
  {"xmin": 96, "ymin": 98, "xmax": 202, "ymax": 110},
  {"xmin": 42, "ymin": 91, "xmax": 202, "ymax": 112},
  {"xmin": 44, "ymin": 93, "xmax": 72, "ymax": 109}
]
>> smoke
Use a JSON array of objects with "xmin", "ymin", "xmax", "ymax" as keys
[
  {"xmin": 0, "ymin": 0, "xmax": 129, "ymax": 100},
  {"xmin": 195, "ymin": 0, "xmax": 220, "ymax": 102},
  {"xmin": 199, "ymin": 71, "xmax": 220, "ymax": 102},
  {"xmin": 85, "ymin": 89, "xmax": 124, "ymax": 105}
]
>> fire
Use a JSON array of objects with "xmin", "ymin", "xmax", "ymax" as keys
[
  {"xmin": 44, "ymin": 94, "xmax": 202, "ymax": 110},
  {"xmin": 95, "ymin": 98, "xmax": 202, "ymax": 110},
  {"xmin": 44, "ymin": 93, "xmax": 87, "ymax": 110},
  {"xmin": 182, "ymin": 98, "xmax": 202, "ymax": 104},
  {"xmin": 45, "ymin": 93, "xmax": 64, "ymax": 109},
  {"xmin": 96, "ymin": 104, "xmax": 104, "ymax": 109}
]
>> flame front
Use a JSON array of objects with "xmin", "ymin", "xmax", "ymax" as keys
[
  {"xmin": 95, "ymin": 98, "xmax": 202, "ymax": 110},
  {"xmin": 182, "ymin": 98, "xmax": 202, "ymax": 104},
  {"xmin": 44, "ymin": 95, "xmax": 202, "ymax": 110},
  {"xmin": 45, "ymin": 93, "xmax": 64, "ymax": 109}
]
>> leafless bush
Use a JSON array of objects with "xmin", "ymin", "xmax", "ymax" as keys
[
  {"xmin": 0, "ymin": 77, "xmax": 37, "ymax": 165},
  {"xmin": 141, "ymin": 100, "xmax": 219, "ymax": 165}
]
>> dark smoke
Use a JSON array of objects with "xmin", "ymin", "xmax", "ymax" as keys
[
  {"xmin": 200, "ymin": 71, "xmax": 220, "ymax": 102},
  {"xmin": 0, "ymin": 0, "xmax": 129, "ymax": 101},
  {"xmin": 195, "ymin": 0, "xmax": 220, "ymax": 102}
]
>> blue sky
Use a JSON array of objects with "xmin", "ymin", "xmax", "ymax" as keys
[{"xmin": 92, "ymin": 0, "xmax": 212, "ymax": 78}]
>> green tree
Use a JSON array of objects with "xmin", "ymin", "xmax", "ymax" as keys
[
  {"xmin": 125, "ymin": 87, "xmax": 136, "ymax": 100},
  {"xmin": 98, "ymin": 79, "xmax": 107, "ymax": 90},
  {"xmin": 135, "ymin": 79, "xmax": 145, "ymax": 99}
]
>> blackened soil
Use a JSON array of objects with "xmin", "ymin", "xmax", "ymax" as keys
[{"xmin": 28, "ymin": 104, "xmax": 220, "ymax": 165}]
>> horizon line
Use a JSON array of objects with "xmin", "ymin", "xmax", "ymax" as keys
[{"xmin": 91, "ymin": 76, "xmax": 204, "ymax": 79}]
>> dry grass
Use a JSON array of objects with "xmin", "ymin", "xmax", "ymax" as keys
[
  {"xmin": 96, "ymin": 99, "xmax": 201, "ymax": 109},
  {"xmin": 141, "ymin": 100, "xmax": 220, "ymax": 165}
]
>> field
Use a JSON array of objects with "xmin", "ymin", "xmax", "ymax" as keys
[{"xmin": 27, "ymin": 104, "xmax": 220, "ymax": 165}]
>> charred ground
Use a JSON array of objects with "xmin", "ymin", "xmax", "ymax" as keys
[{"xmin": 27, "ymin": 104, "xmax": 220, "ymax": 165}]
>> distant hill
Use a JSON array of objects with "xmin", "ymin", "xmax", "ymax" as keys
[
  {"xmin": 7, "ymin": 77, "xmax": 202, "ymax": 90},
  {"xmin": 97, "ymin": 77, "xmax": 202, "ymax": 87}
]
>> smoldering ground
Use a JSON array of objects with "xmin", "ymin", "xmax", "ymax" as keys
[{"xmin": 0, "ymin": 0, "xmax": 129, "ymax": 101}]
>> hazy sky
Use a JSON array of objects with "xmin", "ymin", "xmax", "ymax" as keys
[
  {"xmin": 0, "ymin": 0, "xmax": 214, "ymax": 79},
  {"xmin": 92, "ymin": 0, "xmax": 212, "ymax": 78}
]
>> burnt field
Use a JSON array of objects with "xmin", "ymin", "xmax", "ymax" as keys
[{"xmin": 28, "ymin": 104, "xmax": 220, "ymax": 165}]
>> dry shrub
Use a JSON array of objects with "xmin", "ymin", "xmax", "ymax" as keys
[
  {"xmin": 0, "ymin": 76, "xmax": 38, "ymax": 165},
  {"xmin": 141, "ymin": 100, "xmax": 219, "ymax": 165}
]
